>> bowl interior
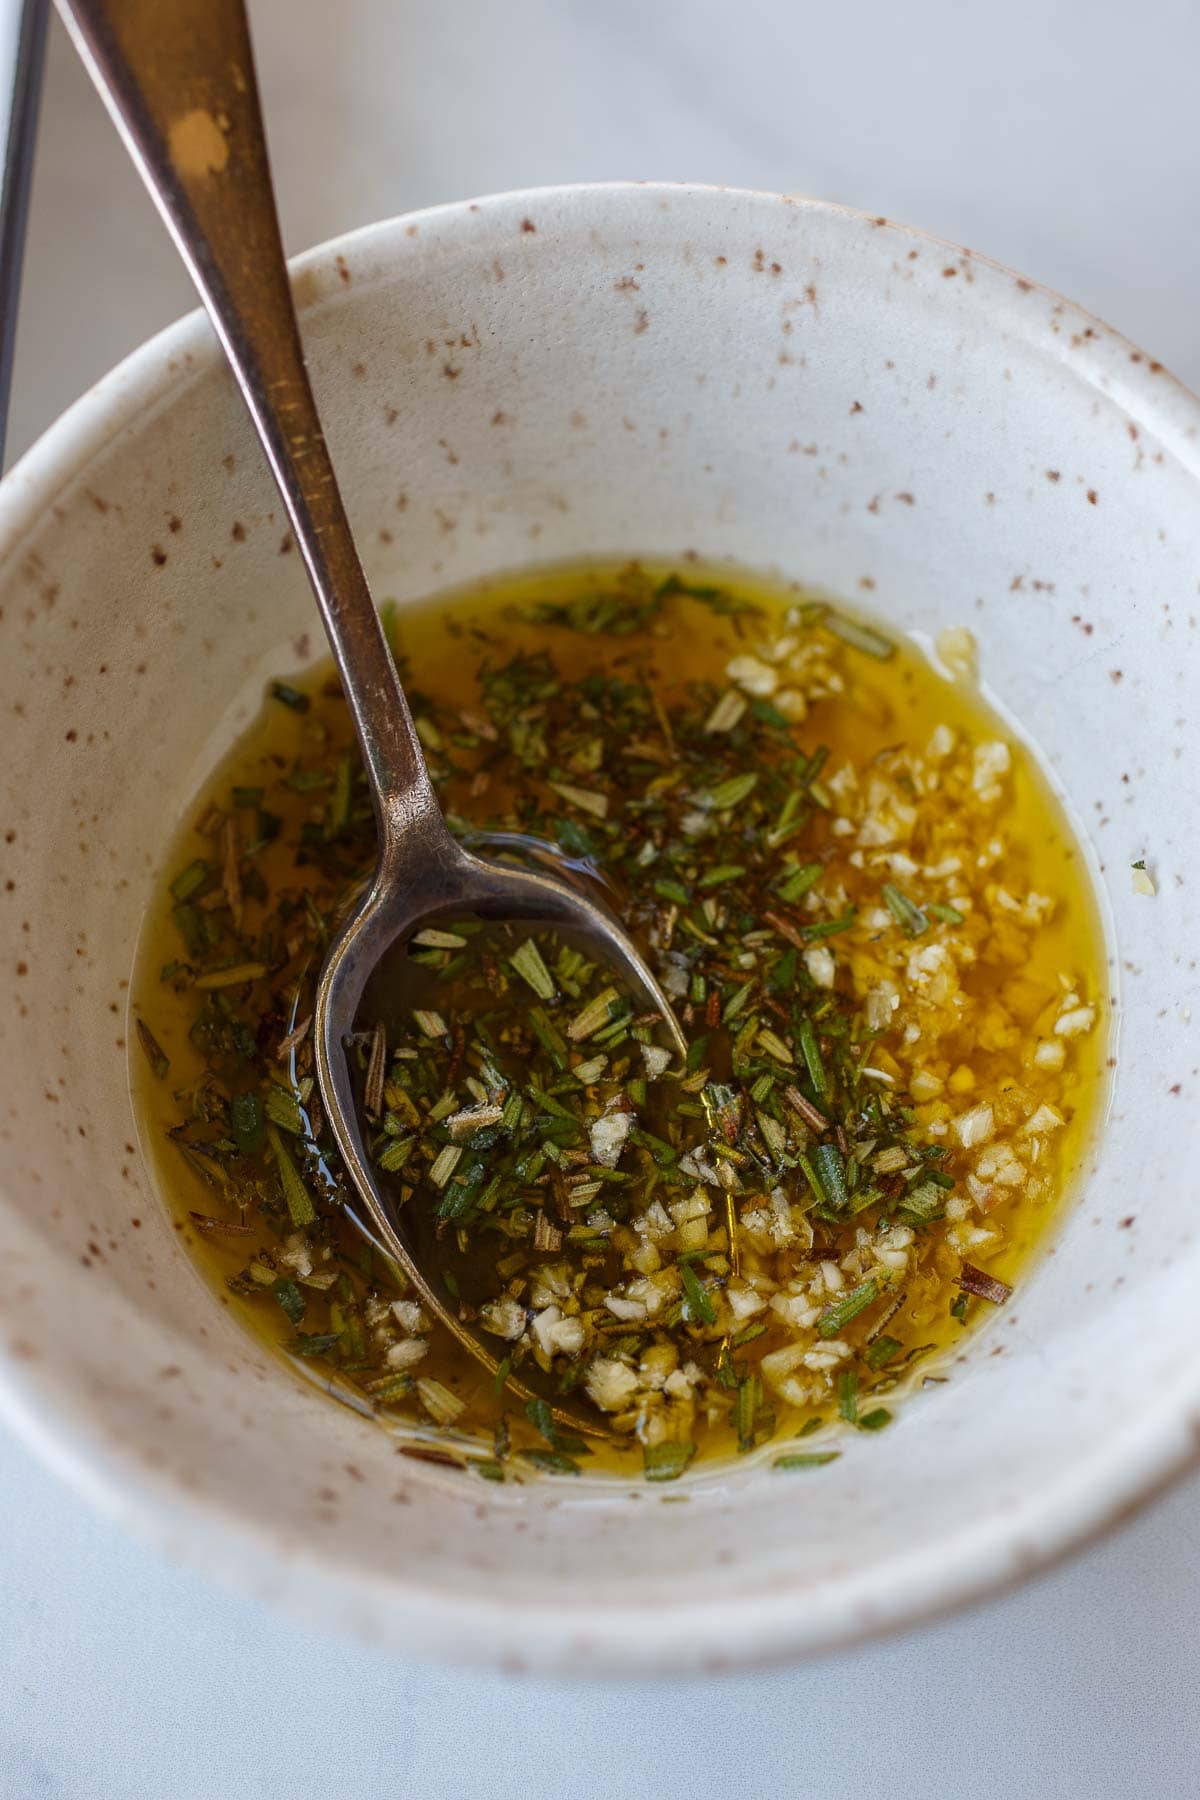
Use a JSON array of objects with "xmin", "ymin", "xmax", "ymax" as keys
[{"xmin": 2, "ymin": 185, "xmax": 1199, "ymax": 1671}]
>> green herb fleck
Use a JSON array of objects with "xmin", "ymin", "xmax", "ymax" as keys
[
  {"xmin": 230, "ymin": 1090, "xmax": 263, "ymax": 1156},
  {"xmin": 508, "ymin": 938, "xmax": 556, "ymax": 999},
  {"xmin": 268, "ymin": 1125, "xmax": 316, "ymax": 1227},
  {"xmin": 680, "ymin": 1262, "xmax": 717, "ymax": 1325},
  {"xmin": 643, "ymin": 1441, "xmax": 697, "ymax": 1482},
  {"xmin": 270, "ymin": 681, "xmax": 310, "ymax": 712},
  {"xmin": 865, "ymin": 1334, "xmax": 902, "ymax": 1370},
  {"xmin": 136, "ymin": 1019, "xmax": 169, "ymax": 1080},
  {"xmin": 816, "ymin": 1277, "xmax": 879, "ymax": 1338},
  {"xmin": 272, "ymin": 1278, "xmax": 306, "ymax": 1326},
  {"xmin": 881, "ymin": 883, "xmax": 929, "ymax": 938}
]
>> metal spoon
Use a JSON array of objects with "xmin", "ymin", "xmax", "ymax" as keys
[{"xmin": 58, "ymin": 0, "xmax": 684, "ymax": 1425}]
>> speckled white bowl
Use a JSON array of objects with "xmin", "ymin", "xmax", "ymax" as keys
[{"xmin": 1, "ymin": 183, "xmax": 1198, "ymax": 1674}]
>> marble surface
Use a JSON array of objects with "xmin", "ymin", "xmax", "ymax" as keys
[
  {"xmin": 4, "ymin": 1423, "xmax": 1199, "ymax": 1799},
  {"xmin": 5, "ymin": 1, "xmax": 1200, "ymax": 1793}
]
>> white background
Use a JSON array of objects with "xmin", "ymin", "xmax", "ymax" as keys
[{"xmin": 4, "ymin": 2, "xmax": 1200, "ymax": 1794}]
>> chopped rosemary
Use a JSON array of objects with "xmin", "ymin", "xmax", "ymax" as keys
[
  {"xmin": 289, "ymin": 1331, "xmax": 341, "ymax": 1358},
  {"xmin": 816, "ymin": 1277, "xmax": 879, "ymax": 1338},
  {"xmin": 169, "ymin": 859, "xmax": 209, "ymax": 903},
  {"xmin": 957, "ymin": 1263, "xmax": 1013, "ymax": 1306},
  {"xmin": 820, "ymin": 609, "xmax": 894, "ymax": 659},
  {"xmin": 270, "ymin": 680, "xmax": 310, "ymax": 711},
  {"xmin": 508, "ymin": 938, "xmax": 556, "ymax": 999},
  {"xmin": 136, "ymin": 1019, "xmax": 169, "ymax": 1080},
  {"xmin": 792, "ymin": 1020, "xmax": 825, "ymax": 1102},
  {"xmin": 865, "ymin": 1334, "xmax": 902, "ymax": 1370},
  {"xmin": 230, "ymin": 1090, "xmax": 263, "ymax": 1156},
  {"xmin": 137, "ymin": 559, "xmax": 1096, "ymax": 1484},
  {"xmin": 519, "ymin": 1447, "xmax": 583, "ymax": 1476},
  {"xmin": 857, "ymin": 1407, "xmax": 893, "ymax": 1432},
  {"xmin": 272, "ymin": 1277, "xmax": 306, "ymax": 1326},
  {"xmin": 680, "ymin": 1262, "xmax": 717, "ymax": 1325},
  {"xmin": 193, "ymin": 961, "xmax": 267, "ymax": 990},
  {"xmin": 643, "ymin": 1441, "xmax": 697, "ymax": 1482},
  {"xmin": 706, "ymin": 772, "xmax": 759, "ymax": 811},
  {"xmin": 776, "ymin": 861, "xmax": 823, "ymax": 904},
  {"xmin": 268, "ymin": 1126, "xmax": 315, "ymax": 1228},
  {"xmin": 802, "ymin": 907, "xmax": 857, "ymax": 941},
  {"xmin": 881, "ymin": 884, "xmax": 929, "ymax": 938}
]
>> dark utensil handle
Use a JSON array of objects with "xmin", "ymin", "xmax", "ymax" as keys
[{"xmin": 0, "ymin": 0, "xmax": 48, "ymax": 468}]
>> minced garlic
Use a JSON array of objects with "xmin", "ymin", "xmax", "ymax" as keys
[{"xmin": 141, "ymin": 561, "xmax": 1104, "ymax": 1484}]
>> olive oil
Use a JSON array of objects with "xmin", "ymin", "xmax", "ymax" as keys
[{"xmin": 130, "ymin": 563, "xmax": 1107, "ymax": 1480}]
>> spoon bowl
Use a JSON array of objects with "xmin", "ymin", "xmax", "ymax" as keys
[{"xmin": 314, "ymin": 826, "xmax": 684, "ymax": 1421}]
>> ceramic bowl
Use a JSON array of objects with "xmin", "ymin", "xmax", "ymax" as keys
[{"xmin": 2, "ymin": 184, "xmax": 1198, "ymax": 1674}]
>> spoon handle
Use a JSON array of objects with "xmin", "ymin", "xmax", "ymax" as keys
[
  {"xmin": 0, "ymin": 0, "xmax": 48, "ymax": 470},
  {"xmin": 55, "ymin": 0, "xmax": 448, "ymax": 863}
]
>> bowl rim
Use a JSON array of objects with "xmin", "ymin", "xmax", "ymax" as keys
[{"xmin": 3, "ymin": 179, "xmax": 1200, "ymax": 1673}]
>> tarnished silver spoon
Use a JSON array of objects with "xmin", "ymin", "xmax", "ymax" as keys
[{"xmin": 59, "ymin": 0, "xmax": 684, "ymax": 1426}]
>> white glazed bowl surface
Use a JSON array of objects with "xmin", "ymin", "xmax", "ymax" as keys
[{"xmin": 2, "ymin": 185, "xmax": 1198, "ymax": 1673}]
